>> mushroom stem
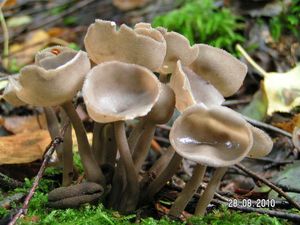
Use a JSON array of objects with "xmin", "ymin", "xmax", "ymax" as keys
[
  {"xmin": 132, "ymin": 121, "xmax": 156, "ymax": 172},
  {"xmin": 194, "ymin": 167, "xmax": 227, "ymax": 216},
  {"xmin": 59, "ymin": 109, "xmax": 74, "ymax": 187},
  {"xmin": 140, "ymin": 146, "xmax": 175, "ymax": 188},
  {"xmin": 142, "ymin": 150, "xmax": 182, "ymax": 203},
  {"xmin": 128, "ymin": 118, "xmax": 146, "ymax": 152},
  {"xmin": 101, "ymin": 123, "xmax": 117, "ymax": 166},
  {"xmin": 114, "ymin": 121, "xmax": 139, "ymax": 212},
  {"xmin": 44, "ymin": 107, "xmax": 62, "ymax": 161},
  {"xmin": 92, "ymin": 122, "xmax": 104, "ymax": 166},
  {"xmin": 62, "ymin": 121, "xmax": 74, "ymax": 186},
  {"xmin": 61, "ymin": 101, "xmax": 105, "ymax": 186},
  {"xmin": 169, "ymin": 164, "xmax": 206, "ymax": 217}
]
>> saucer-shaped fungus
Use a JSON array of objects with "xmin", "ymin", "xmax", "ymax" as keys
[
  {"xmin": 10, "ymin": 47, "xmax": 90, "ymax": 106},
  {"xmin": 170, "ymin": 104, "xmax": 253, "ymax": 169},
  {"xmin": 168, "ymin": 104, "xmax": 253, "ymax": 217},
  {"xmin": 190, "ymin": 44, "xmax": 247, "ymax": 97},
  {"xmin": 170, "ymin": 60, "xmax": 224, "ymax": 112},
  {"xmin": 84, "ymin": 20, "xmax": 166, "ymax": 71},
  {"xmin": 83, "ymin": 61, "xmax": 161, "ymax": 123}
]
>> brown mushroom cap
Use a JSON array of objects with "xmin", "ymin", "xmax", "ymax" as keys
[
  {"xmin": 10, "ymin": 48, "xmax": 90, "ymax": 106},
  {"xmin": 82, "ymin": 61, "xmax": 161, "ymax": 123},
  {"xmin": 247, "ymin": 125, "xmax": 273, "ymax": 158},
  {"xmin": 2, "ymin": 76, "xmax": 26, "ymax": 106},
  {"xmin": 158, "ymin": 31, "xmax": 199, "ymax": 74},
  {"xmin": 170, "ymin": 104, "xmax": 253, "ymax": 167},
  {"xmin": 146, "ymin": 84, "xmax": 175, "ymax": 124},
  {"xmin": 84, "ymin": 19, "xmax": 166, "ymax": 71},
  {"xmin": 190, "ymin": 44, "xmax": 247, "ymax": 97},
  {"xmin": 170, "ymin": 61, "xmax": 224, "ymax": 112}
]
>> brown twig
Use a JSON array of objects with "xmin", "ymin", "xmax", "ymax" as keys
[
  {"xmin": 235, "ymin": 163, "xmax": 300, "ymax": 210},
  {"xmin": 243, "ymin": 116, "xmax": 292, "ymax": 138},
  {"xmin": 8, "ymin": 122, "xmax": 69, "ymax": 225}
]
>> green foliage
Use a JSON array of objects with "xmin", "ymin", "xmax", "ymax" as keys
[
  {"xmin": 152, "ymin": 0, "xmax": 245, "ymax": 53},
  {"xmin": 270, "ymin": 0, "xmax": 300, "ymax": 41}
]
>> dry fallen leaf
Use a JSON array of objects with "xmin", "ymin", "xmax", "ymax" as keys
[
  {"xmin": 0, "ymin": 130, "xmax": 51, "ymax": 164},
  {"xmin": 3, "ymin": 114, "xmax": 48, "ymax": 134},
  {"xmin": 263, "ymin": 64, "xmax": 300, "ymax": 115}
]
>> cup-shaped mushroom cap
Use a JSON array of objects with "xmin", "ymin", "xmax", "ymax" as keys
[
  {"xmin": 170, "ymin": 105, "xmax": 253, "ymax": 167},
  {"xmin": 84, "ymin": 19, "xmax": 166, "ymax": 71},
  {"xmin": 247, "ymin": 125, "xmax": 273, "ymax": 158},
  {"xmin": 82, "ymin": 61, "xmax": 161, "ymax": 123},
  {"xmin": 158, "ymin": 31, "xmax": 199, "ymax": 74},
  {"xmin": 2, "ymin": 76, "xmax": 26, "ymax": 106},
  {"xmin": 146, "ymin": 84, "xmax": 175, "ymax": 124},
  {"xmin": 11, "ymin": 49, "xmax": 90, "ymax": 106},
  {"xmin": 35, "ymin": 46, "xmax": 77, "ymax": 66},
  {"xmin": 170, "ymin": 61, "xmax": 224, "ymax": 112},
  {"xmin": 190, "ymin": 44, "xmax": 247, "ymax": 97}
]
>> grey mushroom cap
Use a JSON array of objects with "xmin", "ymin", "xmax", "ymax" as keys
[
  {"xmin": 84, "ymin": 19, "xmax": 166, "ymax": 71},
  {"xmin": 10, "ymin": 48, "xmax": 91, "ymax": 107},
  {"xmin": 170, "ymin": 104, "xmax": 253, "ymax": 167},
  {"xmin": 247, "ymin": 125, "xmax": 273, "ymax": 158},
  {"xmin": 170, "ymin": 60, "xmax": 224, "ymax": 112},
  {"xmin": 2, "ymin": 75, "xmax": 26, "ymax": 106},
  {"xmin": 190, "ymin": 44, "xmax": 248, "ymax": 97},
  {"xmin": 82, "ymin": 61, "xmax": 161, "ymax": 123},
  {"xmin": 157, "ymin": 31, "xmax": 199, "ymax": 74}
]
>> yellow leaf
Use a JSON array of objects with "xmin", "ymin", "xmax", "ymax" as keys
[{"xmin": 263, "ymin": 64, "xmax": 300, "ymax": 115}]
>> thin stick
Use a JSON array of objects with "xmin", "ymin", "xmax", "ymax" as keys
[
  {"xmin": 0, "ymin": 0, "xmax": 9, "ymax": 69},
  {"xmin": 235, "ymin": 163, "xmax": 300, "ymax": 210},
  {"xmin": 8, "ymin": 123, "xmax": 69, "ymax": 225},
  {"xmin": 236, "ymin": 44, "xmax": 269, "ymax": 78},
  {"xmin": 243, "ymin": 116, "xmax": 292, "ymax": 138}
]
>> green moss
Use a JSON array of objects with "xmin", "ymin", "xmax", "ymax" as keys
[
  {"xmin": 152, "ymin": 0, "xmax": 245, "ymax": 54},
  {"xmin": 0, "ymin": 159, "xmax": 291, "ymax": 225}
]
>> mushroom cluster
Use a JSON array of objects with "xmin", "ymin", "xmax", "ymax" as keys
[{"xmin": 2, "ymin": 19, "xmax": 273, "ymax": 216}]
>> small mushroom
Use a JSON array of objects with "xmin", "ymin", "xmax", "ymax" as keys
[
  {"xmin": 132, "ymin": 84, "xmax": 175, "ymax": 172},
  {"xmin": 8, "ymin": 46, "xmax": 105, "ymax": 186},
  {"xmin": 168, "ymin": 104, "xmax": 254, "ymax": 217},
  {"xmin": 170, "ymin": 60, "xmax": 224, "ymax": 112},
  {"xmin": 166, "ymin": 104, "xmax": 273, "ymax": 216},
  {"xmin": 82, "ymin": 61, "xmax": 161, "ymax": 212},
  {"xmin": 247, "ymin": 125, "xmax": 273, "ymax": 158},
  {"xmin": 190, "ymin": 44, "xmax": 248, "ymax": 97},
  {"xmin": 84, "ymin": 19, "xmax": 166, "ymax": 71},
  {"xmin": 156, "ymin": 30, "xmax": 199, "ymax": 75}
]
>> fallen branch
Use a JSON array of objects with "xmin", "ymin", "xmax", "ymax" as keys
[
  {"xmin": 8, "ymin": 122, "xmax": 69, "ymax": 225},
  {"xmin": 235, "ymin": 163, "xmax": 300, "ymax": 211}
]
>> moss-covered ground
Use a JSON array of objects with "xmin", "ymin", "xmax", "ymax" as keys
[{"xmin": 0, "ymin": 156, "xmax": 293, "ymax": 225}]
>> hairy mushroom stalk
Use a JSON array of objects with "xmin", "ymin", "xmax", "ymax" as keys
[{"xmin": 82, "ymin": 61, "xmax": 161, "ymax": 212}]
